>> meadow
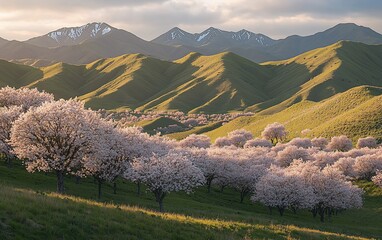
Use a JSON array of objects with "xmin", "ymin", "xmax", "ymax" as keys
[{"xmin": 1, "ymin": 160, "xmax": 381, "ymax": 240}]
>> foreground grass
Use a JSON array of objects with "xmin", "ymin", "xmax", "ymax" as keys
[{"xmin": 1, "ymin": 161, "xmax": 381, "ymax": 239}]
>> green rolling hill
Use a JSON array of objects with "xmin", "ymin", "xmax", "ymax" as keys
[
  {"xmin": 0, "ymin": 41, "xmax": 381, "ymax": 114},
  {"xmin": 0, "ymin": 41, "xmax": 382, "ymax": 140},
  {"xmin": 205, "ymin": 86, "xmax": 382, "ymax": 142}
]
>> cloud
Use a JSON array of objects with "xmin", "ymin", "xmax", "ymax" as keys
[{"xmin": 0, "ymin": 0, "xmax": 381, "ymax": 41}]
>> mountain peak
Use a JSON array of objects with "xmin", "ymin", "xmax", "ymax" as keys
[
  {"xmin": 46, "ymin": 22, "xmax": 113, "ymax": 43},
  {"xmin": 334, "ymin": 22, "xmax": 359, "ymax": 28}
]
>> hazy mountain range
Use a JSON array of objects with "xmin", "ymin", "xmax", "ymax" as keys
[{"xmin": 0, "ymin": 22, "xmax": 382, "ymax": 66}]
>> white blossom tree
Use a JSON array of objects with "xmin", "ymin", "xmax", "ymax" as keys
[
  {"xmin": 82, "ymin": 125, "xmax": 131, "ymax": 198},
  {"xmin": 353, "ymin": 154, "xmax": 382, "ymax": 180},
  {"xmin": 125, "ymin": 151, "xmax": 205, "ymax": 212},
  {"xmin": 252, "ymin": 165, "xmax": 315, "ymax": 216},
  {"xmin": 10, "ymin": 99, "xmax": 103, "ymax": 193},
  {"xmin": 327, "ymin": 135, "xmax": 353, "ymax": 152},
  {"xmin": 311, "ymin": 137, "xmax": 328, "ymax": 150},
  {"xmin": 309, "ymin": 166, "xmax": 363, "ymax": 222},
  {"xmin": 231, "ymin": 160, "xmax": 267, "ymax": 203},
  {"xmin": 332, "ymin": 157, "xmax": 356, "ymax": 178},
  {"xmin": 261, "ymin": 122, "xmax": 287, "ymax": 144},
  {"xmin": 288, "ymin": 138, "xmax": 312, "ymax": 149},
  {"xmin": 0, "ymin": 86, "xmax": 54, "ymax": 110},
  {"xmin": 119, "ymin": 127, "xmax": 174, "ymax": 195},
  {"xmin": 0, "ymin": 106, "xmax": 23, "ymax": 166},
  {"xmin": 276, "ymin": 145, "xmax": 311, "ymax": 167},
  {"xmin": 187, "ymin": 148, "xmax": 223, "ymax": 193},
  {"xmin": 213, "ymin": 137, "xmax": 233, "ymax": 148},
  {"xmin": 372, "ymin": 170, "xmax": 382, "ymax": 188},
  {"xmin": 227, "ymin": 129, "xmax": 253, "ymax": 148},
  {"xmin": 357, "ymin": 137, "xmax": 378, "ymax": 149},
  {"xmin": 178, "ymin": 134, "xmax": 211, "ymax": 149},
  {"xmin": 244, "ymin": 138, "xmax": 273, "ymax": 148}
]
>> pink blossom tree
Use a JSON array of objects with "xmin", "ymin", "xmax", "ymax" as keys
[
  {"xmin": 0, "ymin": 86, "xmax": 54, "ymax": 110},
  {"xmin": 125, "ymin": 151, "xmax": 205, "ymax": 212},
  {"xmin": 309, "ymin": 166, "xmax": 363, "ymax": 222},
  {"xmin": 353, "ymin": 154, "xmax": 382, "ymax": 180},
  {"xmin": 261, "ymin": 122, "xmax": 287, "ymax": 144},
  {"xmin": 372, "ymin": 170, "xmax": 382, "ymax": 188},
  {"xmin": 120, "ymin": 127, "xmax": 174, "ymax": 195},
  {"xmin": 227, "ymin": 129, "xmax": 253, "ymax": 148},
  {"xmin": 276, "ymin": 145, "xmax": 311, "ymax": 167},
  {"xmin": 232, "ymin": 160, "xmax": 267, "ymax": 203},
  {"xmin": 213, "ymin": 137, "xmax": 233, "ymax": 148},
  {"xmin": 332, "ymin": 157, "xmax": 356, "ymax": 178},
  {"xmin": 287, "ymin": 160, "xmax": 363, "ymax": 221},
  {"xmin": 252, "ymin": 165, "xmax": 315, "ymax": 216},
  {"xmin": 244, "ymin": 138, "xmax": 273, "ymax": 148},
  {"xmin": 82, "ymin": 125, "xmax": 132, "ymax": 198},
  {"xmin": 0, "ymin": 106, "xmax": 23, "ymax": 166},
  {"xmin": 311, "ymin": 137, "xmax": 328, "ymax": 150},
  {"xmin": 178, "ymin": 134, "xmax": 211, "ymax": 149},
  {"xmin": 327, "ymin": 135, "xmax": 353, "ymax": 152},
  {"xmin": 356, "ymin": 137, "xmax": 378, "ymax": 149},
  {"xmin": 10, "ymin": 99, "xmax": 102, "ymax": 193},
  {"xmin": 288, "ymin": 138, "xmax": 312, "ymax": 149}
]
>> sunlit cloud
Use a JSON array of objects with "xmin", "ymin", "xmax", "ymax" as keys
[{"xmin": 0, "ymin": 0, "xmax": 381, "ymax": 41}]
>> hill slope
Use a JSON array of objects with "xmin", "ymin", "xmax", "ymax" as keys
[
  {"xmin": 1, "ymin": 161, "xmax": 381, "ymax": 239},
  {"xmin": 0, "ymin": 41, "xmax": 382, "ymax": 116},
  {"xmin": 206, "ymin": 86, "xmax": 382, "ymax": 142}
]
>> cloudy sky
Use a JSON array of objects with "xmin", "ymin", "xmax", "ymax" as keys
[{"xmin": 0, "ymin": 0, "xmax": 381, "ymax": 41}]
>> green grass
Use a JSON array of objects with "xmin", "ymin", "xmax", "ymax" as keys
[
  {"xmin": 1, "ymin": 160, "xmax": 381, "ymax": 239},
  {"xmin": 206, "ymin": 86, "xmax": 382, "ymax": 142},
  {"xmin": 166, "ymin": 121, "xmax": 223, "ymax": 140},
  {"xmin": 132, "ymin": 117, "xmax": 186, "ymax": 134}
]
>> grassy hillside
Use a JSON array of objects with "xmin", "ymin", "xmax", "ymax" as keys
[
  {"xmin": 1, "ymin": 161, "xmax": 381, "ymax": 239},
  {"xmin": 132, "ymin": 117, "xmax": 186, "ymax": 134},
  {"xmin": 0, "ymin": 41, "xmax": 381, "ymax": 115},
  {"xmin": 206, "ymin": 86, "xmax": 382, "ymax": 142},
  {"xmin": 166, "ymin": 121, "xmax": 223, "ymax": 140}
]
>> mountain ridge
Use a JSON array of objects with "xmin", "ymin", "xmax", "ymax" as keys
[
  {"xmin": 0, "ymin": 41, "xmax": 381, "ymax": 115},
  {"xmin": 1, "ymin": 22, "xmax": 381, "ymax": 66}
]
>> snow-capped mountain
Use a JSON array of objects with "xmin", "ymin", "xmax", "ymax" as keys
[
  {"xmin": 26, "ymin": 22, "xmax": 114, "ymax": 48},
  {"xmin": 152, "ymin": 27, "xmax": 276, "ymax": 48},
  {"xmin": 1, "ymin": 22, "xmax": 382, "ymax": 66}
]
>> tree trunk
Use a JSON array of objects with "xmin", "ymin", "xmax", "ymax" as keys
[
  {"xmin": 97, "ymin": 178, "xmax": 103, "ymax": 199},
  {"xmin": 318, "ymin": 207, "xmax": 325, "ymax": 222},
  {"xmin": 277, "ymin": 206, "xmax": 285, "ymax": 216},
  {"xmin": 220, "ymin": 185, "xmax": 225, "ymax": 192},
  {"xmin": 312, "ymin": 208, "xmax": 318, "ymax": 218},
  {"xmin": 154, "ymin": 189, "xmax": 166, "ymax": 212},
  {"xmin": 56, "ymin": 170, "xmax": 65, "ymax": 194},
  {"xmin": 240, "ymin": 189, "xmax": 248, "ymax": 203},
  {"xmin": 207, "ymin": 180, "xmax": 212, "ymax": 193},
  {"xmin": 6, "ymin": 156, "xmax": 12, "ymax": 168},
  {"xmin": 206, "ymin": 177, "xmax": 213, "ymax": 193},
  {"xmin": 291, "ymin": 207, "xmax": 297, "ymax": 214},
  {"xmin": 75, "ymin": 176, "xmax": 81, "ymax": 184},
  {"xmin": 113, "ymin": 182, "xmax": 117, "ymax": 194},
  {"xmin": 268, "ymin": 206, "xmax": 273, "ymax": 215},
  {"xmin": 137, "ymin": 181, "xmax": 141, "ymax": 195}
]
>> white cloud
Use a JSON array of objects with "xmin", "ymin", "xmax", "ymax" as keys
[{"xmin": 0, "ymin": 0, "xmax": 381, "ymax": 41}]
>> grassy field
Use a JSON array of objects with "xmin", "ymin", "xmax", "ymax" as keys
[
  {"xmin": 206, "ymin": 86, "xmax": 382, "ymax": 142},
  {"xmin": 1, "ymin": 160, "xmax": 381, "ymax": 240}
]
